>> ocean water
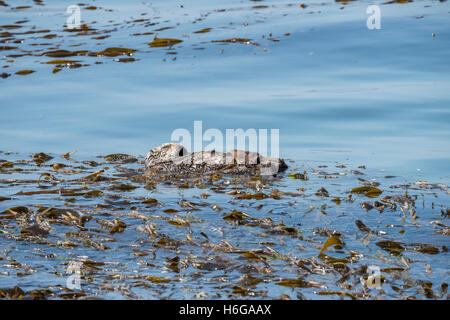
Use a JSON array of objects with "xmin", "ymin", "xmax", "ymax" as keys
[
  {"xmin": 1, "ymin": 0, "xmax": 449, "ymax": 180},
  {"xmin": 0, "ymin": 0, "xmax": 449, "ymax": 300}
]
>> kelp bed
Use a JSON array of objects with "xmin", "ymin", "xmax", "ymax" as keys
[{"xmin": 0, "ymin": 150, "xmax": 448, "ymax": 300}]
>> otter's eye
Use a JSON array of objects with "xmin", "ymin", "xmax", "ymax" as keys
[
  {"xmin": 178, "ymin": 149, "xmax": 184, "ymax": 157},
  {"xmin": 256, "ymin": 157, "xmax": 261, "ymax": 165}
]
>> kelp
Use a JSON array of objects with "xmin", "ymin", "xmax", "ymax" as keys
[
  {"xmin": 223, "ymin": 209, "xmax": 251, "ymax": 221},
  {"xmin": 319, "ymin": 236, "xmax": 343, "ymax": 256},
  {"xmin": 236, "ymin": 192, "xmax": 268, "ymax": 200},
  {"xmin": 15, "ymin": 70, "xmax": 35, "ymax": 75},
  {"xmin": 288, "ymin": 172, "xmax": 308, "ymax": 180},
  {"xmin": 43, "ymin": 50, "xmax": 81, "ymax": 58},
  {"xmin": 148, "ymin": 38, "xmax": 183, "ymax": 48},
  {"xmin": 168, "ymin": 216, "xmax": 190, "ymax": 227},
  {"xmin": 276, "ymin": 279, "xmax": 325, "ymax": 289},
  {"xmin": 142, "ymin": 198, "xmax": 158, "ymax": 205},
  {"xmin": 212, "ymin": 38, "xmax": 251, "ymax": 44},
  {"xmin": 108, "ymin": 184, "xmax": 137, "ymax": 191},
  {"xmin": 95, "ymin": 48, "xmax": 137, "ymax": 57},
  {"xmin": 32, "ymin": 152, "xmax": 53, "ymax": 164},
  {"xmin": 163, "ymin": 209, "xmax": 179, "ymax": 214},
  {"xmin": 45, "ymin": 59, "xmax": 80, "ymax": 65},
  {"xmin": 351, "ymin": 186, "xmax": 383, "ymax": 198},
  {"xmin": 376, "ymin": 240, "xmax": 405, "ymax": 254},
  {"xmin": 193, "ymin": 28, "xmax": 212, "ymax": 34}
]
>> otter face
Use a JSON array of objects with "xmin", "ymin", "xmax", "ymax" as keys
[{"xmin": 145, "ymin": 143, "xmax": 188, "ymax": 168}]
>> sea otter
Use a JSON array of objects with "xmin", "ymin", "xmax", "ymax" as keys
[{"xmin": 144, "ymin": 143, "xmax": 287, "ymax": 176}]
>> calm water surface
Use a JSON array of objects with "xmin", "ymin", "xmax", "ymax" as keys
[
  {"xmin": 0, "ymin": 0, "xmax": 449, "ymax": 300},
  {"xmin": 0, "ymin": 0, "xmax": 449, "ymax": 180}
]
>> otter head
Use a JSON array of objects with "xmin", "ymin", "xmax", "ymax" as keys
[{"xmin": 145, "ymin": 143, "xmax": 188, "ymax": 168}]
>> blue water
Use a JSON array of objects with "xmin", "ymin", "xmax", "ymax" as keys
[
  {"xmin": 1, "ymin": 0, "xmax": 449, "ymax": 181},
  {"xmin": 0, "ymin": 0, "xmax": 449, "ymax": 300}
]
